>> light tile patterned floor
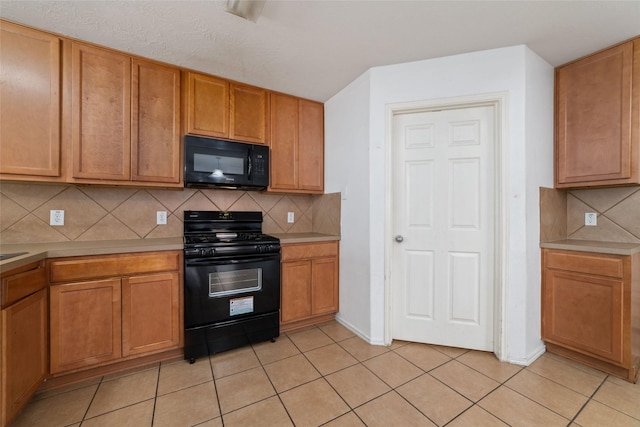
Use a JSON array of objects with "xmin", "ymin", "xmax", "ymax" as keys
[{"xmin": 9, "ymin": 321, "xmax": 640, "ymax": 427}]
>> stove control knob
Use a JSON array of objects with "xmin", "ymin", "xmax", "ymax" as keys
[{"xmin": 185, "ymin": 248, "xmax": 199, "ymax": 257}]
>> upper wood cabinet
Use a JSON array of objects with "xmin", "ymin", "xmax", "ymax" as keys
[
  {"xmin": 131, "ymin": 59, "xmax": 182, "ymax": 183},
  {"xmin": 186, "ymin": 72, "xmax": 229, "ymax": 138},
  {"xmin": 185, "ymin": 72, "xmax": 269, "ymax": 144},
  {"xmin": 555, "ymin": 37, "xmax": 640, "ymax": 188},
  {"xmin": 66, "ymin": 41, "xmax": 181, "ymax": 186},
  {"xmin": 230, "ymin": 83, "xmax": 269, "ymax": 144},
  {"xmin": 269, "ymin": 92, "xmax": 324, "ymax": 194},
  {"xmin": 68, "ymin": 42, "xmax": 131, "ymax": 181},
  {"xmin": 0, "ymin": 20, "xmax": 61, "ymax": 180}
]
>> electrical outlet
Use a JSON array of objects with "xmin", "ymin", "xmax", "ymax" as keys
[
  {"xmin": 287, "ymin": 212, "xmax": 295, "ymax": 223},
  {"xmin": 50, "ymin": 210, "xmax": 64, "ymax": 226},
  {"xmin": 157, "ymin": 211, "xmax": 167, "ymax": 225},
  {"xmin": 585, "ymin": 212, "xmax": 597, "ymax": 226}
]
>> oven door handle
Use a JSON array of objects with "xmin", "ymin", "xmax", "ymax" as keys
[{"xmin": 185, "ymin": 255, "xmax": 280, "ymax": 266}]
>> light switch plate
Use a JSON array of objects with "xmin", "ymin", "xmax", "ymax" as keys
[
  {"xmin": 585, "ymin": 212, "xmax": 597, "ymax": 226},
  {"xmin": 287, "ymin": 212, "xmax": 294, "ymax": 223},
  {"xmin": 50, "ymin": 210, "xmax": 64, "ymax": 226}
]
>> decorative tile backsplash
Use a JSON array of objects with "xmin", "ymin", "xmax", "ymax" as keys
[
  {"xmin": 0, "ymin": 182, "xmax": 341, "ymax": 244},
  {"xmin": 540, "ymin": 186, "xmax": 640, "ymax": 243}
]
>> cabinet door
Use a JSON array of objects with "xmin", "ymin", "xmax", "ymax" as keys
[
  {"xmin": 269, "ymin": 93, "xmax": 325, "ymax": 193},
  {"xmin": 269, "ymin": 92, "xmax": 299, "ymax": 190},
  {"xmin": 281, "ymin": 261, "xmax": 312, "ymax": 323},
  {"xmin": 0, "ymin": 21, "xmax": 60, "ymax": 178},
  {"xmin": 70, "ymin": 42, "xmax": 131, "ymax": 180},
  {"xmin": 542, "ymin": 269, "xmax": 625, "ymax": 365},
  {"xmin": 122, "ymin": 272, "xmax": 180, "ymax": 357},
  {"xmin": 230, "ymin": 83, "xmax": 268, "ymax": 144},
  {"xmin": 132, "ymin": 59, "xmax": 181, "ymax": 184},
  {"xmin": 311, "ymin": 257, "xmax": 338, "ymax": 315},
  {"xmin": 186, "ymin": 72, "xmax": 229, "ymax": 138},
  {"xmin": 1, "ymin": 289, "xmax": 48, "ymax": 427},
  {"xmin": 50, "ymin": 279, "xmax": 121, "ymax": 373},
  {"xmin": 298, "ymin": 100, "xmax": 324, "ymax": 192},
  {"xmin": 556, "ymin": 39, "xmax": 639, "ymax": 187}
]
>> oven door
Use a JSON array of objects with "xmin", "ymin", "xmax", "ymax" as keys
[{"xmin": 184, "ymin": 253, "xmax": 280, "ymax": 328}]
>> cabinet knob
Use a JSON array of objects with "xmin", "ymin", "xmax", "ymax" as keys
[{"xmin": 394, "ymin": 235, "xmax": 404, "ymax": 243}]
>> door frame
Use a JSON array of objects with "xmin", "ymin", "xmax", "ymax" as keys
[{"xmin": 384, "ymin": 92, "xmax": 509, "ymax": 361}]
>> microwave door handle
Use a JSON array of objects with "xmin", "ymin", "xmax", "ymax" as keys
[{"xmin": 247, "ymin": 149, "xmax": 253, "ymax": 180}]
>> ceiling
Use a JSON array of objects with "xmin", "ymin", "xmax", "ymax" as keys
[{"xmin": 1, "ymin": 1, "xmax": 639, "ymax": 102}]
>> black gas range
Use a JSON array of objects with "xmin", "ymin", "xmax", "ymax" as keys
[{"xmin": 183, "ymin": 211, "xmax": 281, "ymax": 362}]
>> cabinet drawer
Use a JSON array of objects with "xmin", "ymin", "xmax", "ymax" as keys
[
  {"xmin": 282, "ymin": 241, "xmax": 338, "ymax": 261},
  {"xmin": 1, "ymin": 261, "xmax": 46, "ymax": 307},
  {"xmin": 544, "ymin": 251, "xmax": 625, "ymax": 278},
  {"xmin": 49, "ymin": 251, "xmax": 181, "ymax": 283}
]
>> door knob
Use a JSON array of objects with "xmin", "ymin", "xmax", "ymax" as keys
[{"xmin": 395, "ymin": 235, "xmax": 404, "ymax": 243}]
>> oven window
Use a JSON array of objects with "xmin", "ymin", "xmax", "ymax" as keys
[
  {"xmin": 194, "ymin": 153, "xmax": 244, "ymax": 175},
  {"xmin": 208, "ymin": 268, "xmax": 262, "ymax": 298}
]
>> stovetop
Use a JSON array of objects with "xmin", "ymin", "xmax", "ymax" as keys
[
  {"xmin": 184, "ymin": 232, "xmax": 280, "ymax": 246},
  {"xmin": 183, "ymin": 210, "xmax": 280, "ymax": 258}
]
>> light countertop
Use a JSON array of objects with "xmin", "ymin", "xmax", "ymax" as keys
[
  {"xmin": 0, "ymin": 233, "xmax": 340, "ymax": 274},
  {"xmin": 273, "ymin": 233, "xmax": 340, "ymax": 244},
  {"xmin": 540, "ymin": 239, "xmax": 640, "ymax": 256},
  {"xmin": 0, "ymin": 238, "xmax": 184, "ymax": 274}
]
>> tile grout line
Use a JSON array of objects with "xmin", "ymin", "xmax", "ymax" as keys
[
  {"xmin": 248, "ymin": 336, "xmax": 298, "ymax": 427},
  {"xmin": 441, "ymin": 357, "xmax": 526, "ymax": 427},
  {"xmin": 149, "ymin": 363, "xmax": 161, "ymax": 427},
  {"xmin": 288, "ymin": 326, "xmax": 357, "ymax": 423},
  {"xmin": 568, "ymin": 373, "xmax": 609, "ymax": 425},
  {"xmin": 315, "ymin": 326, "xmax": 454, "ymax": 425},
  {"xmin": 79, "ymin": 375, "xmax": 103, "ymax": 425}
]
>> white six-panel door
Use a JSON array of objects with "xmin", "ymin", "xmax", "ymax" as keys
[{"xmin": 391, "ymin": 105, "xmax": 495, "ymax": 351}]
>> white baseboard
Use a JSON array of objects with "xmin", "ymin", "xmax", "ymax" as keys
[
  {"xmin": 505, "ymin": 344, "xmax": 546, "ymax": 366},
  {"xmin": 334, "ymin": 314, "xmax": 387, "ymax": 346}
]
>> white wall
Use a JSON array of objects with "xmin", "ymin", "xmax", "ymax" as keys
[
  {"xmin": 325, "ymin": 45, "xmax": 554, "ymax": 364},
  {"xmin": 522, "ymin": 49, "xmax": 555, "ymax": 361},
  {"xmin": 324, "ymin": 72, "xmax": 373, "ymax": 339}
]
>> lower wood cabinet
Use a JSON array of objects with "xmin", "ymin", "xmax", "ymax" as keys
[
  {"xmin": 48, "ymin": 251, "xmax": 182, "ymax": 375},
  {"xmin": 122, "ymin": 272, "xmax": 180, "ymax": 357},
  {"xmin": 280, "ymin": 241, "xmax": 339, "ymax": 331},
  {"xmin": 50, "ymin": 278, "xmax": 122, "ymax": 373},
  {"xmin": 541, "ymin": 249, "xmax": 640, "ymax": 382},
  {"xmin": 1, "ymin": 261, "xmax": 48, "ymax": 427}
]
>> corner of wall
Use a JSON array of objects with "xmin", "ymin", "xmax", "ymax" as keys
[
  {"xmin": 311, "ymin": 192, "xmax": 341, "ymax": 235},
  {"xmin": 539, "ymin": 187, "xmax": 567, "ymax": 242}
]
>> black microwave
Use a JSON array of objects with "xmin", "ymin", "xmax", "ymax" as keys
[{"xmin": 184, "ymin": 135, "xmax": 269, "ymax": 190}]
